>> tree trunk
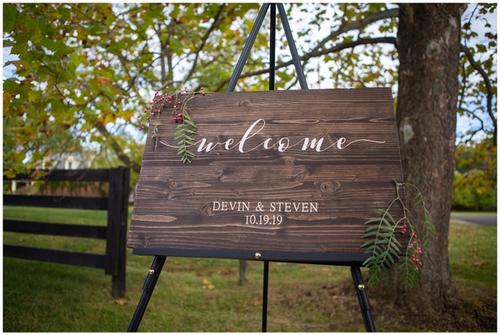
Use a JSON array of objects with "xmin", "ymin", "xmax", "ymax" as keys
[{"xmin": 389, "ymin": 4, "xmax": 465, "ymax": 311}]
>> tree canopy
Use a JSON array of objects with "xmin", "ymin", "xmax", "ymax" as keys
[
  {"xmin": 453, "ymin": 137, "xmax": 496, "ymax": 210},
  {"xmin": 3, "ymin": 3, "xmax": 497, "ymax": 181}
]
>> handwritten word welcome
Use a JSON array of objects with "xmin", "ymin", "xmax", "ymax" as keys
[{"xmin": 160, "ymin": 119, "xmax": 385, "ymax": 153}]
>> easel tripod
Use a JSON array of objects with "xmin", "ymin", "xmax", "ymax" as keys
[{"xmin": 127, "ymin": 3, "xmax": 376, "ymax": 332}]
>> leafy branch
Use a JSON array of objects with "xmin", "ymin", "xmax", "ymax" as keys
[
  {"xmin": 175, "ymin": 108, "xmax": 197, "ymax": 164},
  {"xmin": 362, "ymin": 181, "xmax": 433, "ymax": 288},
  {"xmin": 146, "ymin": 89, "xmax": 204, "ymax": 164}
]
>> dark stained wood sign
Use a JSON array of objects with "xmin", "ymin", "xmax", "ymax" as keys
[{"xmin": 128, "ymin": 88, "xmax": 404, "ymax": 263}]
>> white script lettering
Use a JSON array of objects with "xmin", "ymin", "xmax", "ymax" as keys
[{"xmin": 157, "ymin": 118, "xmax": 386, "ymax": 154}]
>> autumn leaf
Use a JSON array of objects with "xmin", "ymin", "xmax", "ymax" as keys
[
  {"xmin": 202, "ymin": 278, "xmax": 215, "ymax": 290},
  {"xmin": 122, "ymin": 109, "xmax": 134, "ymax": 122},
  {"xmin": 112, "ymin": 298, "xmax": 128, "ymax": 305}
]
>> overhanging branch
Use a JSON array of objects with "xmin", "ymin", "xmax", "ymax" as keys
[
  {"xmin": 183, "ymin": 4, "xmax": 226, "ymax": 84},
  {"xmin": 211, "ymin": 36, "xmax": 397, "ymax": 91},
  {"xmin": 460, "ymin": 44, "xmax": 497, "ymax": 140},
  {"xmin": 310, "ymin": 8, "xmax": 399, "ymax": 55},
  {"xmin": 95, "ymin": 122, "xmax": 141, "ymax": 173}
]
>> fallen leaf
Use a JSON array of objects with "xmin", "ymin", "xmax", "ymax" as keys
[{"xmin": 112, "ymin": 298, "xmax": 128, "ymax": 305}]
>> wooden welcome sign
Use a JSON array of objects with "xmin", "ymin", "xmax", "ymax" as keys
[{"xmin": 128, "ymin": 88, "xmax": 403, "ymax": 264}]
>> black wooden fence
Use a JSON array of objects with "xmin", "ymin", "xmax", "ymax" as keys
[{"xmin": 3, "ymin": 167, "xmax": 130, "ymax": 298}]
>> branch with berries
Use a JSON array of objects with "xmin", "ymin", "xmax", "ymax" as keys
[
  {"xmin": 143, "ymin": 88, "xmax": 206, "ymax": 164},
  {"xmin": 362, "ymin": 181, "xmax": 433, "ymax": 288}
]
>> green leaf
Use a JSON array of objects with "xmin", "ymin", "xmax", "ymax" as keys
[
  {"xmin": 4, "ymin": 4, "xmax": 17, "ymax": 32},
  {"xmin": 476, "ymin": 44, "xmax": 487, "ymax": 53}
]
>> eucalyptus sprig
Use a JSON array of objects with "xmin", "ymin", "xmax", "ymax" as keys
[{"xmin": 362, "ymin": 181, "xmax": 433, "ymax": 288}]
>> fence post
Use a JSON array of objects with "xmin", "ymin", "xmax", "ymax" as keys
[{"xmin": 106, "ymin": 167, "xmax": 130, "ymax": 298}]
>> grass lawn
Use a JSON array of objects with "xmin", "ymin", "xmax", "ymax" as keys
[{"xmin": 3, "ymin": 206, "xmax": 497, "ymax": 331}]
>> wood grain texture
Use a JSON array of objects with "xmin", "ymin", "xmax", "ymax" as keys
[{"xmin": 128, "ymin": 88, "xmax": 404, "ymax": 262}]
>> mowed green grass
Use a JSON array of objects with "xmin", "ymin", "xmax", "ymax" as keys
[
  {"xmin": 449, "ymin": 221, "xmax": 497, "ymax": 289},
  {"xmin": 3, "ymin": 207, "xmax": 497, "ymax": 331}
]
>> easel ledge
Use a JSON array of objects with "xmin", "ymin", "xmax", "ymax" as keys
[{"xmin": 133, "ymin": 247, "xmax": 369, "ymax": 265}]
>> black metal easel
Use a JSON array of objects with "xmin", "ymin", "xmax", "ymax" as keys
[{"xmin": 127, "ymin": 3, "xmax": 376, "ymax": 332}]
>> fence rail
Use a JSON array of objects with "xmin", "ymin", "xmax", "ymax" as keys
[
  {"xmin": 4, "ymin": 245, "xmax": 107, "ymax": 269},
  {"xmin": 4, "ymin": 195, "xmax": 109, "ymax": 210},
  {"xmin": 4, "ymin": 220, "xmax": 107, "ymax": 239},
  {"xmin": 3, "ymin": 167, "xmax": 130, "ymax": 298}
]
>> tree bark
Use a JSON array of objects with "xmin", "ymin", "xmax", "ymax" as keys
[{"xmin": 390, "ymin": 4, "xmax": 466, "ymax": 310}]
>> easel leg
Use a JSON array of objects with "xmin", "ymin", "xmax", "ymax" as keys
[
  {"xmin": 262, "ymin": 3, "xmax": 275, "ymax": 331},
  {"xmin": 350, "ymin": 266, "xmax": 376, "ymax": 332},
  {"xmin": 262, "ymin": 260, "xmax": 269, "ymax": 332},
  {"xmin": 128, "ymin": 256, "xmax": 167, "ymax": 332}
]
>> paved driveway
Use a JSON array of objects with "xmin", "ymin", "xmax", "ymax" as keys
[{"xmin": 451, "ymin": 212, "xmax": 497, "ymax": 225}]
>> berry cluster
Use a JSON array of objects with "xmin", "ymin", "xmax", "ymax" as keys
[
  {"xmin": 401, "ymin": 221, "xmax": 424, "ymax": 270},
  {"xmin": 409, "ymin": 232, "xmax": 424, "ymax": 270},
  {"xmin": 171, "ymin": 96, "xmax": 184, "ymax": 124},
  {"xmin": 148, "ymin": 92, "xmax": 182, "ymax": 124},
  {"xmin": 141, "ymin": 92, "xmax": 167, "ymax": 128},
  {"xmin": 142, "ymin": 89, "xmax": 207, "ymax": 128},
  {"xmin": 400, "ymin": 222, "xmax": 408, "ymax": 234}
]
